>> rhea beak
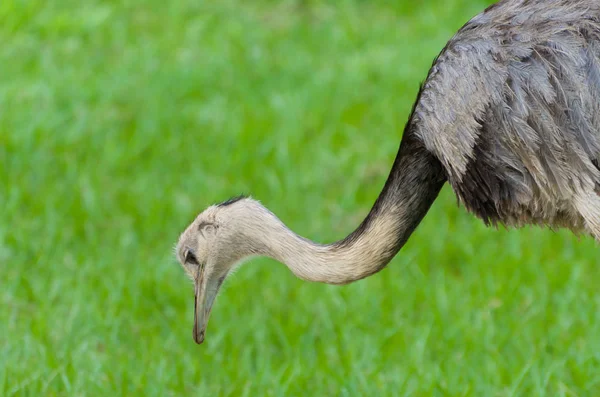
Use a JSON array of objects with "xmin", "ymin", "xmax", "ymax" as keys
[{"xmin": 193, "ymin": 272, "xmax": 223, "ymax": 344}]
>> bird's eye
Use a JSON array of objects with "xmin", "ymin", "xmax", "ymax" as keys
[{"xmin": 184, "ymin": 250, "xmax": 200, "ymax": 265}]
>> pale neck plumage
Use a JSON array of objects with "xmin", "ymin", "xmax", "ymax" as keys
[
  {"xmin": 255, "ymin": 203, "xmax": 411, "ymax": 284},
  {"xmin": 248, "ymin": 134, "xmax": 446, "ymax": 284}
]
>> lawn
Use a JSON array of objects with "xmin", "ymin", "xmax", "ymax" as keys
[{"xmin": 2, "ymin": 0, "xmax": 600, "ymax": 395}]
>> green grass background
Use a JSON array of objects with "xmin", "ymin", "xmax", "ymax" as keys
[{"xmin": 2, "ymin": 0, "xmax": 600, "ymax": 395}]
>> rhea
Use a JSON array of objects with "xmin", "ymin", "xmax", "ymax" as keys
[{"xmin": 176, "ymin": 0, "xmax": 600, "ymax": 344}]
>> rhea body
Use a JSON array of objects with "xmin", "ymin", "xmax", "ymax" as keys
[{"xmin": 176, "ymin": 0, "xmax": 600, "ymax": 344}]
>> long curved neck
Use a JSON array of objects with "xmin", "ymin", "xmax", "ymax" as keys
[{"xmin": 252, "ymin": 132, "xmax": 446, "ymax": 285}]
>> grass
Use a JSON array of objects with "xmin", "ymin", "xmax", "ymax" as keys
[{"xmin": 2, "ymin": 0, "xmax": 600, "ymax": 395}]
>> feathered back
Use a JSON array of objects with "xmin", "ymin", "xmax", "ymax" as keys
[{"xmin": 410, "ymin": 0, "xmax": 600, "ymax": 228}]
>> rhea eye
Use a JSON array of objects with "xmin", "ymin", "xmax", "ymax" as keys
[{"xmin": 184, "ymin": 250, "xmax": 199, "ymax": 265}]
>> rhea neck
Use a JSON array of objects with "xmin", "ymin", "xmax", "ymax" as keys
[{"xmin": 243, "ymin": 132, "xmax": 446, "ymax": 285}]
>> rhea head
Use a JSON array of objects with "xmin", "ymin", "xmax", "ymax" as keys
[{"xmin": 174, "ymin": 196, "xmax": 257, "ymax": 344}]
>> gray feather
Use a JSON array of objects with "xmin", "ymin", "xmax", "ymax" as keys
[{"xmin": 410, "ymin": 0, "xmax": 600, "ymax": 236}]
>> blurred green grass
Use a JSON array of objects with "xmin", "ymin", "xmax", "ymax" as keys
[{"xmin": 2, "ymin": 0, "xmax": 600, "ymax": 395}]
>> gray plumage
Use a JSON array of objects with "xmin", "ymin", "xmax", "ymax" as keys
[
  {"xmin": 175, "ymin": 0, "xmax": 600, "ymax": 344},
  {"xmin": 415, "ymin": 0, "xmax": 600, "ymax": 236}
]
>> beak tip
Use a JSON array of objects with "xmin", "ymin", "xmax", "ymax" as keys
[{"xmin": 193, "ymin": 330, "xmax": 205, "ymax": 344}]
